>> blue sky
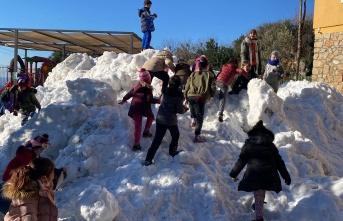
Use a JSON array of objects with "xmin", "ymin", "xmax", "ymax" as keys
[{"xmin": 0, "ymin": 0, "xmax": 314, "ymax": 66}]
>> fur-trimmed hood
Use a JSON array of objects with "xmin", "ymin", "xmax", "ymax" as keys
[{"xmin": 2, "ymin": 181, "xmax": 39, "ymax": 200}]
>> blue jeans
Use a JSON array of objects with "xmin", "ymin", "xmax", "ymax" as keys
[{"xmin": 142, "ymin": 31, "xmax": 152, "ymax": 50}]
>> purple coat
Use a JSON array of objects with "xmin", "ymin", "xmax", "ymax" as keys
[{"xmin": 122, "ymin": 83, "xmax": 159, "ymax": 119}]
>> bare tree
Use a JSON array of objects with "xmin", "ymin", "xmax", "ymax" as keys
[{"xmin": 295, "ymin": 0, "xmax": 306, "ymax": 80}]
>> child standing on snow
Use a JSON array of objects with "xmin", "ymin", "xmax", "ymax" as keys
[
  {"xmin": 184, "ymin": 57, "xmax": 216, "ymax": 143},
  {"xmin": 144, "ymin": 75, "xmax": 188, "ymax": 166},
  {"xmin": 229, "ymin": 120, "xmax": 291, "ymax": 221},
  {"xmin": 138, "ymin": 0, "xmax": 157, "ymax": 51},
  {"xmin": 263, "ymin": 51, "xmax": 284, "ymax": 93},
  {"xmin": 241, "ymin": 29, "xmax": 262, "ymax": 75},
  {"xmin": 119, "ymin": 68, "xmax": 160, "ymax": 151}
]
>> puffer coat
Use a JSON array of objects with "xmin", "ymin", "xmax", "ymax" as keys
[
  {"xmin": 2, "ymin": 181, "xmax": 58, "ymax": 221},
  {"xmin": 10, "ymin": 86, "xmax": 41, "ymax": 113},
  {"xmin": 229, "ymin": 122, "xmax": 291, "ymax": 193},
  {"xmin": 138, "ymin": 7, "xmax": 155, "ymax": 33},
  {"xmin": 142, "ymin": 50, "xmax": 175, "ymax": 73}
]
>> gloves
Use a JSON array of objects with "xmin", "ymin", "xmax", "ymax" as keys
[
  {"xmin": 118, "ymin": 100, "xmax": 126, "ymax": 105},
  {"xmin": 285, "ymin": 177, "xmax": 291, "ymax": 185},
  {"xmin": 152, "ymin": 13, "xmax": 157, "ymax": 18}
]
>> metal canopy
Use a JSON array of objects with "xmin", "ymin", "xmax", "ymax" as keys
[{"xmin": 0, "ymin": 28, "xmax": 143, "ymax": 55}]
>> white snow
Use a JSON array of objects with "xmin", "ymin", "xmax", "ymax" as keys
[{"xmin": 0, "ymin": 49, "xmax": 342, "ymax": 221}]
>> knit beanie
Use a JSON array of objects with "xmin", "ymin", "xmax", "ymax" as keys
[
  {"xmin": 31, "ymin": 134, "xmax": 49, "ymax": 147},
  {"xmin": 271, "ymin": 51, "xmax": 279, "ymax": 59},
  {"xmin": 138, "ymin": 68, "xmax": 151, "ymax": 84}
]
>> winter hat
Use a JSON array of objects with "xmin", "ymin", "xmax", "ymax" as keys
[
  {"xmin": 31, "ymin": 134, "xmax": 50, "ymax": 148},
  {"xmin": 270, "ymin": 51, "xmax": 279, "ymax": 59},
  {"xmin": 138, "ymin": 68, "xmax": 151, "ymax": 84},
  {"xmin": 144, "ymin": 0, "xmax": 152, "ymax": 5}
]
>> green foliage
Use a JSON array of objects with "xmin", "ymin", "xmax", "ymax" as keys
[{"xmin": 49, "ymin": 51, "xmax": 72, "ymax": 64}]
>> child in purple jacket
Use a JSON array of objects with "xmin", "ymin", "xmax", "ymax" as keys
[{"xmin": 119, "ymin": 68, "xmax": 160, "ymax": 151}]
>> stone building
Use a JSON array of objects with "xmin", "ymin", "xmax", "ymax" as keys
[{"xmin": 313, "ymin": 0, "xmax": 343, "ymax": 93}]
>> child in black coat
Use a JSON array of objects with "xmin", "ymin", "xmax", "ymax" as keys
[
  {"xmin": 144, "ymin": 75, "xmax": 188, "ymax": 165},
  {"xmin": 230, "ymin": 120, "xmax": 291, "ymax": 221}
]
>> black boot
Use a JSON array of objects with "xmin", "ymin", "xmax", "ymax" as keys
[
  {"xmin": 132, "ymin": 144, "xmax": 141, "ymax": 151},
  {"xmin": 169, "ymin": 146, "xmax": 182, "ymax": 157}
]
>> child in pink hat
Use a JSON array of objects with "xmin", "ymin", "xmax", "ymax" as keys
[{"xmin": 119, "ymin": 68, "xmax": 160, "ymax": 151}]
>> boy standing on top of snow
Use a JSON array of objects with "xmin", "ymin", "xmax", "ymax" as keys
[
  {"xmin": 139, "ymin": 0, "xmax": 157, "ymax": 51},
  {"xmin": 230, "ymin": 120, "xmax": 291, "ymax": 221},
  {"xmin": 144, "ymin": 75, "xmax": 188, "ymax": 166},
  {"xmin": 119, "ymin": 68, "xmax": 161, "ymax": 151}
]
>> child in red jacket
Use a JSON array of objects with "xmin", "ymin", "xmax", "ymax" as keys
[{"xmin": 119, "ymin": 68, "xmax": 160, "ymax": 151}]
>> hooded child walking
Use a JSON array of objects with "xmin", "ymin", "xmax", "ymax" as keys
[
  {"xmin": 229, "ymin": 120, "xmax": 291, "ymax": 221},
  {"xmin": 144, "ymin": 75, "xmax": 188, "ymax": 166},
  {"xmin": 119, "ymin": 68, "xmax": 161, "ymax": 151}
]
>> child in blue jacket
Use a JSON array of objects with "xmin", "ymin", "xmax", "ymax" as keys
[{"xmin": 138, "ymin": 0, "xmax": 157, "ymax": 51}]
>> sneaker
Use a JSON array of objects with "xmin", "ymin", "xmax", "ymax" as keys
[
  {"xmin": 132, "ymin": 144, "xmax": 141, "ymax": 151},
  {"xmin": 218, "ymin": 116, "xmax": 223, "ymax": 122},
  {"xmin": 194, "ymin": 135, "xmax": 207, "ymax": 143},
  {"xmin": 142, "ymin": 131, "xmax": 152, "ymax": 137},
  {"xmin": 190, "ymin": 119, "xmax": 196, "ymax": 128}
]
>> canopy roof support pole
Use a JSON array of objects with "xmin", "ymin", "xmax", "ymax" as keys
[{"xmin": 130, "ymin": 33, "xmax": 133, "ymax": 54}]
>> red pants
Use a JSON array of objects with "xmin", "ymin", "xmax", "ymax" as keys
[{"xmin": 132, "ymin": 114, "xmax": 153, "ymax": 145}]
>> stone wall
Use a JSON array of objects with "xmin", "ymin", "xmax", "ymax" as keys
[{"xmin": 312, "ymin": 32, "xmax": 343, "ymax": 93}]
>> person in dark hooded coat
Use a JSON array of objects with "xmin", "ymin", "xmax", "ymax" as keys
[{"xmin": 229, "ymin": 120, "xmax": 291, "ymax": 221}]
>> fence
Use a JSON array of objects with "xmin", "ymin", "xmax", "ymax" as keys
[{"xmin": 0, "ymin": 65, "xmax": 10, "ymax": 87}]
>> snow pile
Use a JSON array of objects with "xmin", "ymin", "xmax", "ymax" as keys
[{"xmin": 0, "ymin": 49, "xmax": 342, "ymax": 221}]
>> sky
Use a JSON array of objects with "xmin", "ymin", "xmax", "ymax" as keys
[
  {"xmin": 0, "ymin": 49, "xmax": 343, "ymax": 221},
  {"xmin": 0, "ymin": 0, "xmax": 315, "ymax": 66}
]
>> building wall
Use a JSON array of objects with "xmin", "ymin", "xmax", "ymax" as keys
[
  {"xmin": 312, "ymin": 33, "xmax": 343, "ymax": 93},
  {"xmin": 312, "ymin": 0, "xmax": 343, "ymax": 93}
]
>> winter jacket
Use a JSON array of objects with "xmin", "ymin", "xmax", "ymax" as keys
[
  {"xmin": 2, "ymin": 180, "xmax": 58, "ymax": 221},
  {"xmin": 142, "ymin": 50, "xmax": 175, "ymax": 73},
  {"xmin": 2, "ymin": 145, "xmax": 37, "ymax": 182},
  {"xmin": 241, "ymin": 37, "xmax": 261, "ymax": 75},
  {"xmin": 122, "ymin": 82, "xmax": 159, "ymax": 119},
  {"xmin": 10, "ymin": 86, "xmax": 41, "ymax": 113},
  {"xmin": 263, "ymin": 62, "xmax": 284, "ymax": 93},
  {"xmin": 175, "ymin": 63, "xmax": 191, "ymax": 78},
  {"xmin": 216, "ymin": 64, "xmax": 241, "ymax": 86},
  {"xmin": 184, "ymin": 70, "xmax": 216, "ymax": 99},
  {"xmin": 1, "ymin": 89, "xmax": 11, "ymax": 102},
  {"xmin": 229, "ymin": 123, "xmax": 291, "ymax": 193},
  {"xmin": 156, "ymin": 88, "xmax": 186, "ymax": 126},
  {"xmin": 138, "ymin": 7, "xmax": 156, "ymax": 33}
]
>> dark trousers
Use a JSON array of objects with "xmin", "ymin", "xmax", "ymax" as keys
[
  {"xmin": 149, "ymin": 71, "xmax": 169, "ymax": 90},
  {"xmin": 188, "ymin": 96, "xmax": 205, "ymax": 135},
  {"xmin": 0, "ymin": 182, "xmax": 11, "ymax": 214},
  {"xmin": 145, "ymin": 123, "xmax": 179, "ymax": 162}
]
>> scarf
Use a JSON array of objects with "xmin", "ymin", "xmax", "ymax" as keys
[{"xmin": 268, "ymin": 59, "xmax": 280, "ymax": 66}]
